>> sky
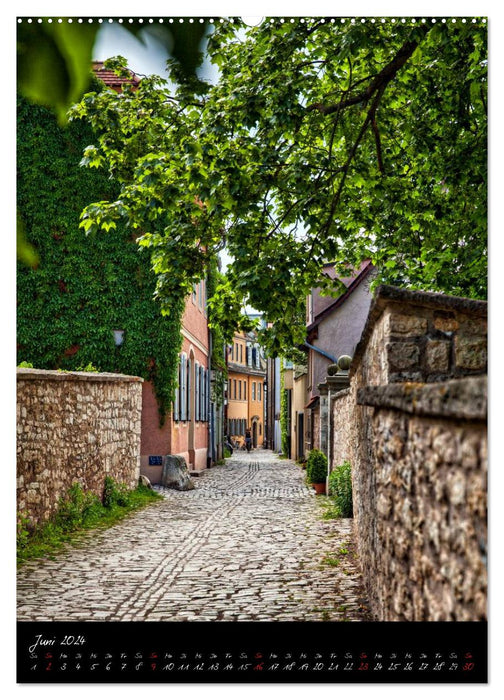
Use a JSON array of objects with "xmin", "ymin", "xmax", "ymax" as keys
[
  {"xmin": 93, "ymin": 20, "xmax": 221, "ymax": 84},
  {"xmin": 93, "ymin": 21, "xmax": 238, "ymax": 274}
]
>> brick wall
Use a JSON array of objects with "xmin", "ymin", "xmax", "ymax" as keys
[{"xmin": 17, "ymin": 369, "xmax": 143, "ymax": 527}]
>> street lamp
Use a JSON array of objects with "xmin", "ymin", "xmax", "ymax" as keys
[{"xmin": 112, "ymin": 329, "xmax": 125, "ymax": 347}]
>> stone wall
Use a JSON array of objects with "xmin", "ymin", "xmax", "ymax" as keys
[
  {"xmin": 330, "ymin": 387, "xmax": 354, "ymax": 468},
  {"xmin": 352, "ymin": 284, "xmax": 487, "ymax": 387},
  {"xmin": 326, "ymin": 286, "xmax": 487, "ymax": 621},
  {"xmin": 17, "ymin": 368, "xmax": 143, "ymax": 527},
  {"xmin": 357, "ymin": 377, "xmax": 487, "ymax": 621}
]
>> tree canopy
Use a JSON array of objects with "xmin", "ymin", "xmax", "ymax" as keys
[{"xmin": 71, "ymin": 17, "xmax": 487, "ymax": 355}]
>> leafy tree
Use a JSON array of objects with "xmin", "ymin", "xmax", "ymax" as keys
[
  {"xmin": 72, "ymin": 18, "xmax": 487, "ymax": 355},
  {"xmin": 17, "ymin": 91, "xmax": 184, "ymax": 423},
  {"xmin": 16, "ymin": 17, "xmax": 211, "ymax": 266}
]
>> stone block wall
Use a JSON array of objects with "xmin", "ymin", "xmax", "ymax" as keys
[
  {"xmin": 352, "ymin": 285, "xmax": 487, "ymax": 387},
  {"xmin": 357, "ymin": 377, "xmax": 487, "ymax": 621},
  {"xmin": 17, "ymin": 369, "xmax": 143, "ymax": 527},
  {"xmin": 330, "ymin": 387, "xmax": 354, "ymax": 468},
  {"xmin": 326, "ymin": 286, "xmax": 487, "ymax": 621}
]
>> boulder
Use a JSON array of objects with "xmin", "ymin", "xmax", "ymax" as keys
[
  {"xmin": 161, "ymin": 455, "xmax": 195, "ymax": 491},
  {"xmin": 138, "ymin": 474, "xmax": 152, "ymax": 489}
]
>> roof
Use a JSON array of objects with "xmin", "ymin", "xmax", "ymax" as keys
[
  {"xmin": 92, "ymin": 61, "xmax": 141, "ymax": 91},
  {"xmin": 307, "ymin": 260, "xmax": 374, "ymax": 333}
]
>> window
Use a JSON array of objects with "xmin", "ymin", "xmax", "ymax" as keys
[
  {"xmin": 258, "ymin": 382, "xmax": 261, "ymax": 402},
  {"xmin": 240, "ymin": 344, "xmax": 243, "ymax": 363},
  {"xmin": 252, "ymin": 382, "xmax": 256, "ymax": 401},
  {"xmin": 238, "ymin": 380, "xmax": 242, "ymax": 401},
  {"xmin": 244, "ymin": 382, "xmax": 247, "ymax": 400},
  {"xmin": 233, "ymin": 379, "xmax": 237, "ymax": 399}
]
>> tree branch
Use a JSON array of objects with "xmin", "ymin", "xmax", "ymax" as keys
[
  {"xmin": 371, "ymin": 115, "xmax": 384, "ymax": 174},
  {"xmin": 307, "ymin": 26, "xmax": 431, "ymax": 116}
]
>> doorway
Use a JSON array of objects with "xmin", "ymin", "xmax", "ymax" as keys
[{"xmin": 297, "ymin": 411, "xmax": 304, "ymax": 461}]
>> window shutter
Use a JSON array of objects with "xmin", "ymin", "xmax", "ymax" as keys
[
  {"xmin": 187, "ymin": 358, "xmax": 191, "ymax": 421},
  {"xmin": 195, "ymin": 362, "xmax": 200, "ymax": 421},
  {"xmin": 180, "ymin": 355, "xmax": 187, "ymax": 421},
  {"xmin": 174, "ymin": 357, "xmax": 180, "ymax": 421},
  {"xmin": 203, "ymin": 367, "xmax": 207, "ymax": 421}
]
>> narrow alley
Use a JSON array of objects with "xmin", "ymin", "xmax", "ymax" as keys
[{"xmin": 17, "ymin": 450, "xmax": 370, "ymax": 623}]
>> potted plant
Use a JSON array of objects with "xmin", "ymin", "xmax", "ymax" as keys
[{"xmin": 306, "ymin": 449, "xmax": 328, "ymax": 495}]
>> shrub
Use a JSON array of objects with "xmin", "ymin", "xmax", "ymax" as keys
[
  {"xmin": 103, "ymin": 476, "xmax": 130, "ymax": 508},
  {"xmin": 328, "ymin": 461, "xmax": 353, "ymax": 517},
  {"xmin": 306, "ymin": 449, "xmax": 328, "ymax": 484},
  {"xmin": 17, "ymin": 478, "xmax": 162, "ymax": 565}
]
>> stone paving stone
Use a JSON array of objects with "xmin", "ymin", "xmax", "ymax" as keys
[{"xmin": 16, "ymin": 450, "xmax": 371, "ymax": 622}]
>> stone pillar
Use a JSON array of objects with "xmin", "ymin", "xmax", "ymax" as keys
[
  {"xmin": 325, "ymin": 357, "xmax": 351, "ymax": 471},
  {"xmin": 318, "ymin": 382, "xmax": 329, "ymax": 458}
]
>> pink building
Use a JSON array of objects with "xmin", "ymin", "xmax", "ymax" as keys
[
  {"xmin": 92, "ymin": 63, "xmax": 211, "ymax": 481},
  {"xmin": 141, "ymin": 279, "xmax": 211, "ymax": 482}
]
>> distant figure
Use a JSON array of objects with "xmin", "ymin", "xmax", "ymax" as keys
[
  {"xmin": 245, "ymin": 428, "xmax": 252, "ymax": 452},
  {"xmin": 224, "ymin": 435, "xmax": 234, "ymax": 455}
]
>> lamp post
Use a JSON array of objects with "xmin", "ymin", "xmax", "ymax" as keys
[{"xmin": 112, "ymin": 329, "xmax": 125, "ymax": 347}]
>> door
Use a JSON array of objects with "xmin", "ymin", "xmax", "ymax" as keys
[{"xmin": 297, "ymin": 411, "xmax": 304, "ymax": 461}]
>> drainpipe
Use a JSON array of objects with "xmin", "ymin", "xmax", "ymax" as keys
[{"xmin": 303, "ymin": 341, "xmax": 338, "ymax": 364}]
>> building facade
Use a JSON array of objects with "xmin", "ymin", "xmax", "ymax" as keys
[
  {"xmin": 226, "ymin": 330, "xmax": 266, "ymax": 448},
  {"xmin": 303, "ymin": 260, "xmax": 375, "ymax": 456}
]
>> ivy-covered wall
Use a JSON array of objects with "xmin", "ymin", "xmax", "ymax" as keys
[{"xmin": 17, "ymin": 90, "xmax": 183, "ymax": 423}]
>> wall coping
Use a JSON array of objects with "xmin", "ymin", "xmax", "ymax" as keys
[
  {"xmin": 350, "ymin": 284, "xmax": 487, "ymax": 378},
  {"xmin": 17, "ymin": 368, "xmax": 143, "ymax": 383},
  {"xmin": 357, "ymin": 375, "xmax": 487, "ymax": 421},
  {"xmin": 330, "ymin": 387, "xmax": 351, "ymax": 402}
]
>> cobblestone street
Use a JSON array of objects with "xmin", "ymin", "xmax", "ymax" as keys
[{"xmin": 17, "ymin": 450, "xmax": 370, "ymax": 622}]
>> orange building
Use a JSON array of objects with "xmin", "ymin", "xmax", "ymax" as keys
[{"xmin": 226, "ymin": 330, "xmax": 266, "ymax": 449}]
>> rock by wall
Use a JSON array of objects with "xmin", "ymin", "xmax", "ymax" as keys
[
  {"xmin": 17, "ymin": 369, "xmax": 143, "ymax": 527},
  {"xmin": 327, "ymin": 286, "xmax": 487, "ymax": 621}
]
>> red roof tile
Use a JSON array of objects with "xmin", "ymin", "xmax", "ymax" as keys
[{"xmin": 92, "ymin": 61, "xmax": 140, "ymax": 91}]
